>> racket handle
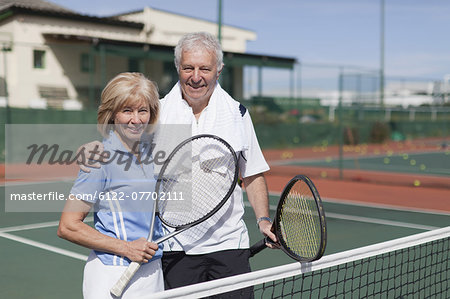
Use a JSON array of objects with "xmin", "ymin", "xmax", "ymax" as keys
[
  {"xmin": 110, "ymin": 262, "xmax": 141, "ymax": 297},
  {"xmin": 249, "ymin": 239, "xmax": 267, "ymax": 257}
]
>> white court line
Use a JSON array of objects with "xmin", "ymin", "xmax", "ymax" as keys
[
  {"xmin": 245, "ymin": 201, "xmax": 440, "ymax": 231},
  {"xmin": 0, "ymin": 217, "xmax": 94, "ymax": 233},
  {"xmin": 0, "ymin": 217, "xmax": 94, "ymax": 261},
  {"xmin": 267, "ymin": 191, "xmax": 450, "ymax": 216},
  {"xmin": 0, "ymin": 232, "xmax": 88, "ymax": 261},
  {"xmin": 0, "ymin": 177, "xmax": 76, "ymax": 187},
  {"xmin": 322, "ymin": 196, "xmax": 450, "ymax": 216},
  {"xmin": 324, "ymin": 212, "xmax": 439, "ymax": 231}
]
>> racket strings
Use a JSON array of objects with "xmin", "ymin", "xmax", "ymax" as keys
[
  {"xmin": 157, "ymin": 137, "xmax": 237, "ymax": 229},
  {"xmin": 279, "ymin": 181, "xmax": 322, "ymax": 259}
]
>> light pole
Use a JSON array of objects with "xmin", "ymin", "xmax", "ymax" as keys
[
  {"xmin": 2, "ymin": 43, "xmax": 11, "ymax": 124},
  {"xmin": 338, "ymin": 67, "xmax": 344, "ymax": 180},
  {"xmin": 217, "ymin": 0, "xmax": 222, "ymax": 44},
  {"xmin": 380, "ymin": 0, "xmax": 385, "ymax": 107}
]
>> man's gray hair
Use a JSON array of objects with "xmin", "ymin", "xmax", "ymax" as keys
[{"xmin": 174, "ymin": 32, "xmax": 224, "ymax": 74}]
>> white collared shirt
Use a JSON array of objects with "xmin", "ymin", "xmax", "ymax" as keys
[{"xmin": 159, "ymin": 97, "xmax": 269, "ymax": 254}]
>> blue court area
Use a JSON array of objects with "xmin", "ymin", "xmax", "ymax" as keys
[
  {"xmin": 1, "ymin": 184, "xmax": 449, "ymax": 299},
  {"xmin": 287, "ymin": 151, "xmax": 450, "ymax": 176}
]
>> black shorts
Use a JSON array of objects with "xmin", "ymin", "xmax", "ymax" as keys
[{"xmin": 162, "ymin": 249, "xmax": 253, "ymax": 298}]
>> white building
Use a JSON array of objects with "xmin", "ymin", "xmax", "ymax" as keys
[{"xmin": 0, "ymin": 0, "xmax": 296, "ymax": 109}]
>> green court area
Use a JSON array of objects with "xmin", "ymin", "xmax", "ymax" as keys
[
  {"xmin": 1, "ymin": 187, "xmax": 449, "ymax": 299},
  {"xmin": 287, "ymin": 151, "xmax": 450, "ymax": 176}
]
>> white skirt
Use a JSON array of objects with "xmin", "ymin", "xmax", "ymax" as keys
[{"xmin": 83, "ymin": 251, "xmax": 164, "ymax": 299}]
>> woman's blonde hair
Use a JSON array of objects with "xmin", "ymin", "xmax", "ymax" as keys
[{"xmin": 97, "ymin": 72, "xmax": 159, "ymax": 137}]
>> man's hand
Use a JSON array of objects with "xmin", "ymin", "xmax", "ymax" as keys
[
  {"xmin": 258, "ymin": 219, "xmax": 279, "ymax": 249},
  {"xmin": 124, "ymin": 238, "xmax": 158, "ymax": 263},
  {"xmin": 76, "ymin": 141, "xmax": 104, "ymax": 172}
]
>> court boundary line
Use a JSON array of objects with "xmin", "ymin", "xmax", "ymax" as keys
[
  {"xmin": 0, "ymin": 231, "xmax": 87, "ymax": 261},
  {"xmin": 258, "ymin": 202, "xmax": 439, "ymax": 231},
  {"xmin": 0, "ymin": 176, "xmax": 76, "ymax": 187},
  {"xmin": 0, "ymin": 217, "xmax": 94, "ymax": 233},
  {"xmin": 322, "ymin": 196, "xmax": 450, "ymax": 216},
  {"xmin": 323, "ymin": 212, "xmax": 438, "ymax": 231},
  {"xmin": 0, "ymin": 217, "xmax": 93, "ymax": 261},
  {"xmin": 267, "ymin": 191, "xmax": 450, "ymax": 216}
]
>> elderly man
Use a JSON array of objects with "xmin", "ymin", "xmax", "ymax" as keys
[{"xmin": 159, "ymin": 32, "xmax": 275, "ymax": 292}]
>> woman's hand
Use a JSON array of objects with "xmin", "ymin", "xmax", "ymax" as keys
[{"xmin": 124, "ymin": 238, "xmax": 159, "ymax": 263}]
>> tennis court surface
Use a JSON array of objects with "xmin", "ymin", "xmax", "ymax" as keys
[
  {"xmin": 1, "ymin": 138, "xmax": 449, "ymax": 298},
  {"xmin": 1, "ymin": 183, "xmax": 449, "ymax": 298}
]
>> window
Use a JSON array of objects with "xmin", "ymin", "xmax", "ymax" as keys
[
  {"xmin": 80, "ymin": 53, "xmax": 94, "ymax": 72},
  {"xmin": 220, "ymin": 67, "xmax": 234, "ymax": 97},
  {"xmin": 128, "ymin": 58, "xmax": 140, "ymax": 72},
  {"xmin": 33, "ymin": 50, "xmax": 45, "ymax": 69},
  {"xmin": 160, "ymin": 61, "xmax": 179, "ymax": 96}
]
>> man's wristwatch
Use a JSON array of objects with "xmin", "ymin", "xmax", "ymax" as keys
[{"xmin": 256, "ymin": 216, "xmax": 272, "ymax": 228}]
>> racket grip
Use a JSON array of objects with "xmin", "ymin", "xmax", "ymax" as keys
[
  {"xmin": 110, "ymin": 262, "xmax": 141, "ymax": 297},
  {"xmin": 249, "ymin": 239, "xmax": 267, "ymax": 257}
]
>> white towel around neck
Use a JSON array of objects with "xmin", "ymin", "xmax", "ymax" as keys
[{"xmin": 159, "ymin": 82, "xmax": 248, "ymax": 153}]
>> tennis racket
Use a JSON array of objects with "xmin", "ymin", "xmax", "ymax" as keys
[
  {"xmin": 250, "ymin": 175, "xmax": 327, "ymax": 262},
  {"xmin": 110, "ymin": 134, "xmax": 239, "ymax": 297}
]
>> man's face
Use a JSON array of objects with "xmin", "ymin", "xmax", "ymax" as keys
[{"xmin": 179, "ymin": 48, "xmax": 221, "ymax": 107}]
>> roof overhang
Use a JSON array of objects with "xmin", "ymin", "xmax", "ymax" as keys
[
  {"xmin": 43, "ymin": 33, "xmax": 297, "ymax": 69},
  {"xmin": 0, "ymin": 6, "xmax": 143, "ymax": 29}
]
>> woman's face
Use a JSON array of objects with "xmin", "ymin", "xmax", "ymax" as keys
[{"xmin": 113, "ymin": 99, "xmax": 150, "ymax": 149}]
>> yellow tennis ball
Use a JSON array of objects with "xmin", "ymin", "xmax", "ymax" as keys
[
  {"xmin": 403, "ymin": 154, "xmax": 409, "ymax": 160},
  {"xmin": 420, "ymin": 164, "xmax": 426, "ymax": 171},
  {"xmin": 384, "ymin": 157, "xmax": 390, "ymax": 164},
  {"xmin": 281, "ymin": 151, "xmax": 293, "ymax": 159},
  {"xmin": 321, "ymin": 171, "xmax": 327, "ymax": 178},
  {"xmin": 410, "ymin": 159, "xmax": 416, "ymax": 166},
  {"xmin": 413, "ymin": 180, "xmax": 421, "ymax": 187}
]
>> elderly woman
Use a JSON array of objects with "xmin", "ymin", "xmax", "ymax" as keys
[{"xmin": 58, "ymin": 72, "xmax": 163, "ymax": 298}]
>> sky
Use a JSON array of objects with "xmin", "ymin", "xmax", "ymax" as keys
[{"xmin": 49, "ymin": 0, "xmax": 450, "ymax": 96}]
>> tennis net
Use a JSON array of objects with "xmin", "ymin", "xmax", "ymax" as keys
[{"xmin": 151, "ymin": 226, "xmax": 449, "ymax": 298}]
